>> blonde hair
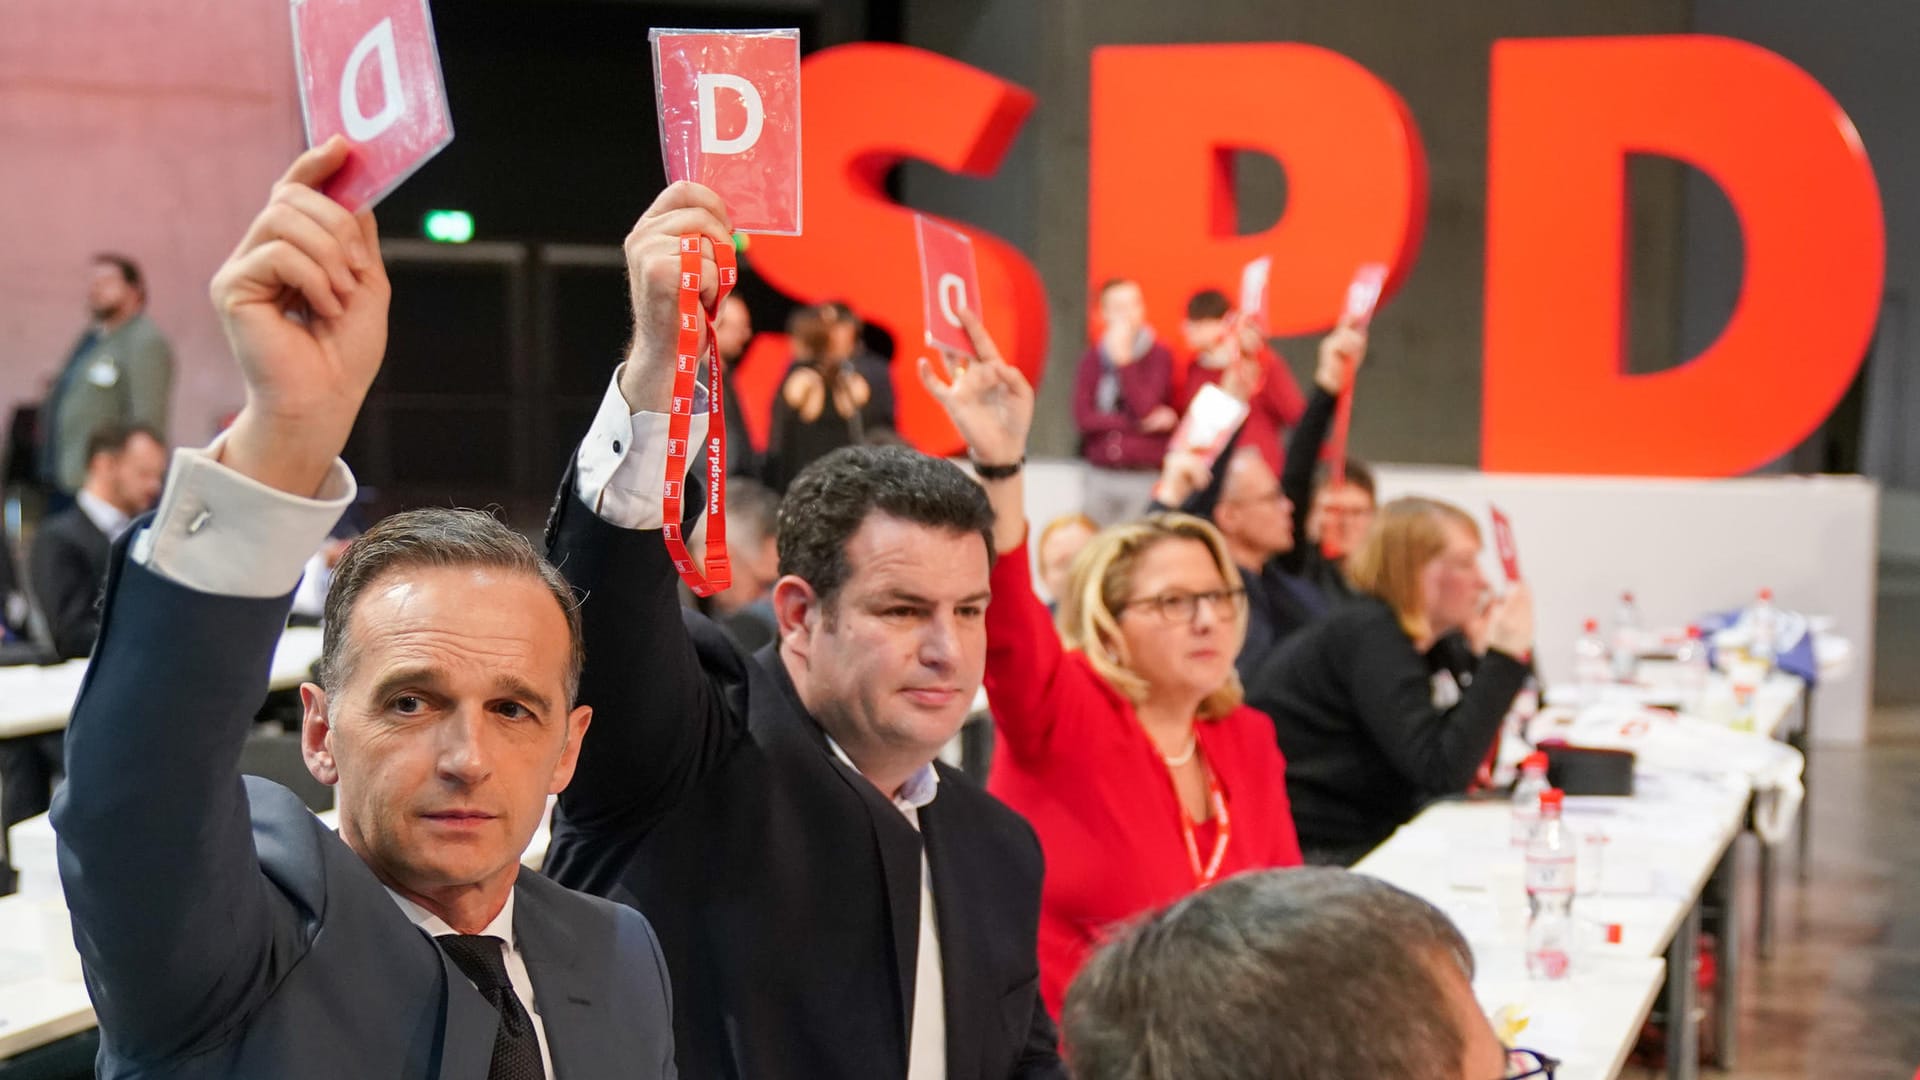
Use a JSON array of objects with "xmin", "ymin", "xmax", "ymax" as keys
[
  {"xmin": 1038, "ymin": 512, "xmax": 1099, "ymax": 556},
  {"xmin": 1056, "ymin": 514, "xmax": 1247, "ymax": 719},
  {"xmin": 1346, "ymin": 496, "xmax": 1481, "ymax": 642}
]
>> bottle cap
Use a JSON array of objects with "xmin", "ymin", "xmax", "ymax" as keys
[
  {"xmin": 1583, "ymin": 617, "xmax": 1598, "ymax": 633},
  {"xmin": 1523, "ymin": 751, "xmax": 1549, "ymax": 773},
  {"xmin": 1686, "ymin": 624, "xmax": 1702, "ymax": 639},
  {"xmin": 1539, "ymin": 788, "xmax": 1564, "ymax": 811},
  {"xmin": 1758, "ymin": 587, "xmax": 1773, "ymax": 602},
  {"xmin": 1621, "ymin": 590, "xmax": 1635, "ymax": 603},
  {"xmin": 1605, "ymin": 923, "xmax": 1623, "ymax": 945}
]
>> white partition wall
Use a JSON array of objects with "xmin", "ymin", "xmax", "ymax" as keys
[{"xmin": 1018, "ymin": 460, "xmax": 1878, "ymax": 746}]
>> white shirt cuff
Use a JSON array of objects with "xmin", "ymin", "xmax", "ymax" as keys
[
  {"xmin": 574, "ymin": 366, "xmax": 710, "ymax": 535},
  {"xmin": 130, "ymin": 435, "xmax": 356, "ymax": 599}
]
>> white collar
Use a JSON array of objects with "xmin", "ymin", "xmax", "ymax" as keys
[
  {"xmin": 824, "ymin": 734, "xmax": 940, "ymax": 811},
  {"xmin": 75, "ymin": 489, "xmax": 131, "ymax": 541},
  {"xmin": 385, "ymin": 886, "xmax": 517, "ymax": 951}
]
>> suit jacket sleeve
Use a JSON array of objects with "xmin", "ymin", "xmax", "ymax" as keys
[
  {"xmin": 545, "ymin": 472, "xmax": 743, "ymax": 837},
  {"xmin": 1276, "ymin": 387, "xmax": 1337, "ymax": 575},
  {"xmin": 51, "ymin": 547, "xmax": 311, "ymax": 1060},
  {"xmin": 29, "ymin": 521, "xmax": 100, "ymax": 660}
]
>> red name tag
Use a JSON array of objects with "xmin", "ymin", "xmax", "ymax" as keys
[{"xmin": 293, "ymin": 0, "xmax": 454, "ymax": 211}]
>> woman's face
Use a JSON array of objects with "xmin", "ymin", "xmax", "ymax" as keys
[
  {"xmin": 1418, "ymin": 520, "xmax": 1488, "ymax": 640},
  {"xmin": 1110, "ymin": 538, "xmax": 1243, "ymax": 706}
]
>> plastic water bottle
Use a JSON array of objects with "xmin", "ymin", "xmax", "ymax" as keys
[
  {"xmin": 1572, "ymin": 619, "xmax": 1610, "ymax": 706},
  {"xmin": 1510, "ymin": 752, "xmax": 1551, "ymax": 847},
  {"xmin": 1674, "ymin": 624, "xmax": 1711, "ymax": 708},
  {"xmin": 1526, "ymin": 788, "xmax": 1576, "ymax": 980},
  {"xmin": 1750, "ymin": 588, "xmax": 1778, "ymax": 666},
  {"xmin": 1610, "ymin": 591, "xmax": 1640, "ymax": 682}
]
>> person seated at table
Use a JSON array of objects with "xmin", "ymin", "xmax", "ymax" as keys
[
  {"xmin": 1245, "ymin": 496, "xmax": 1534, "ymax": 866},
  {"xmin": 1173, "ymin": 288, "xmax": 1306, "ymax": 475},
  {"xmin": 1275, "ymin": 330, "xmax": 1376, "ymax": 605},
  {"xmin": 51, "ymin": 139, "xmax": 675, "ymax": 1080},
  {"xmin": 1036, "ymin": 511, "xmax": 1098, "ymax": 610},
  {"xmin": 28, "ymin": 421, "xmax": 167, "ymax": 660},
  {"xmin": 1062, "ymin": 867, "xmax": 1541, "ymax": 1080},
  {"xmin": 921, "ymin": 317, "xmax": 1302, "ymax": 1018}
]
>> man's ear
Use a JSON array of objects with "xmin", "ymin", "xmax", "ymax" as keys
[
  {"xmin": 772, "ymin": 575, "xmax": 823, "ymax": 657},
  {"xmin": 299, "ymin": 682, "xmax": 340, "ymax": 786}
]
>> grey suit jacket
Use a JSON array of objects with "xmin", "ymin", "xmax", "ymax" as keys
[
  {"xmin": 45, "ymin": 312, "xmax": 172, "ymax": 493},
  {"xmin": 51, "ymin": 531, "xmax": 677, "ymax": 1079}
]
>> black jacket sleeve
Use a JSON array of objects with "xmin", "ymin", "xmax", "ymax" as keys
[{"xmin": 1276, "ymin": 388, "xmax": 1337, "ymax": 576}]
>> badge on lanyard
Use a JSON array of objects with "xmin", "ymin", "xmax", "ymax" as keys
[{"xmin": 86, "ymin": 355, "xmax": 120, "ymax": 388}]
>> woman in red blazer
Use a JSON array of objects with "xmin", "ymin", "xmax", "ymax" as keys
[{"xmin": 922, "ymin": 313, "xmax": 1303, "ymax": 1017}]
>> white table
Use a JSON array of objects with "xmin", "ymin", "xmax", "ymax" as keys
[
  {"xmin": 1473, "ymin": 954, "xmax": 1667, "ymax": 1080},
  {"xmin": 0, "ymin": 895, "xmax": 93, "ymax": 1061},
  {"xmin": 1358, "ymin": 769, "xmax": 1751, "ymax": 1080}
]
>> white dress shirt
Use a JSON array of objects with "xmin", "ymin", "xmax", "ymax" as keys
[
  {"xmin": 74, "ymin": 488, "xmax": 132, "ymax": 543},
  {"xmin": 126, "ymin": 438, "xmax": 555, "ymax": 1076},
  {"xmin": 578, "ymin": 369, "xmax": 949, "ymax": 1080},
  {"xmin": 385, "ymin": 888, "xmax": 556, "ymax": 1080}
]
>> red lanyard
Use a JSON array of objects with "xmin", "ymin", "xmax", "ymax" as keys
[
  {"xmin": 1174, "ymin": 763, "xmax": 1232, "ymax": 889},
  {"xmin": 662, "ymin": 235, "xmax": 739, "ymax": 597}
]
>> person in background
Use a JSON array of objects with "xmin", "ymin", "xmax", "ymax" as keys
[
  {"xmin": 715, "ymin": 293, "xmax": 762, "ymax": 480},
  {"xmin": 1062, "ymin": 868, "xmax": 1523, "ymax": 1080},
  {"xmin": 1175, "ymin": 289, "xmax": 1306, "ymax": 475},
  {"xmin": 702, "ymin": 476, "xmax": 782, "ymax": 651},
  {"xmin": 1246, "ymin": 496, "xmax": 1534, "ymax": 866},
  {"xmin": 764, "ymin": 305, "xmax": 870, "ymax": 492},
  {"xmin": 923, "ymin": 317, "xmax": 1301, "ymax": 1017},
  {"xmin": 824, "ymin": 299, "xmax": 897, "ymax": 438},
  {"xmin": 1074, "ymin": 279, "xmax": 1176, "ymax": 525},
  {"xmin": 49, "ymin": 138, "xmax": 674, "ymax": 1080},
  {"xmin": 41, "ymin": 254, "xmax": 174, "ymax": 503},
  {"xmin": 1278, "ymin": 321, "xmax": 1374, "ymax": 604},
  {"xmin": 27, "ymin": 422, "xmax": 166, "ymax": 660},
  {"xmin": 1036, "ymin": 512, "xmax": 1098, "ymax": 610}
]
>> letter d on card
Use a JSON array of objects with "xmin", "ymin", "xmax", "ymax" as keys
[
  {"xmin": 914, "ymin": 214, "xmax": 983, "ymax": 358},
  {"xmin": 292, "ymin": 0, "xmax": 453, "ymax": 211},
  {"xmin": 652, "ymin": 29, "xmax": 802, "ymax": 235}
]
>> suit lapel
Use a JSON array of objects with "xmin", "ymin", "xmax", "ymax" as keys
[
  {"xmin": 921, "ymin": 800, "xmax": 984, "ymax": 1080},
  {"xmin": 515, "ymin": 874, "xmax": 605, "ymax": 1080}
]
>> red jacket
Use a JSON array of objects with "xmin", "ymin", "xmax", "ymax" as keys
[
  {"xmin": 1174, "ymin": 344, "xmax": 1308, "ymax": 475},
  {"xmin": 984, "ymin": 542, "xmax": 1303, "ymax": 1016}
]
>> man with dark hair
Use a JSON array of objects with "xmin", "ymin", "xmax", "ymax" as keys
[
  {"xmin": 541, "ymin": 181, "xmax": 1062, "ymax": 1079},
  {"xmin": 27, "ymin": 422, "xmax": 166, "ymax": 660},
  {"xmin": 51, "ymin": 139, "xmax": 674, "ymax": 1079},
  {"xmin": 41, "ymin": 253, "xmax": 175, "ymax": 500},
  {"xmin": 1073, "ymin": 277, "xmax": 1176, "ymax": 524},
  {"xmin": 1062, "ymin": 868, "xmax": 1517, "ymax": 1080},
  {"xmin": 1175, "ymin": 287, "xmax": 1306, "ymax": 475}
]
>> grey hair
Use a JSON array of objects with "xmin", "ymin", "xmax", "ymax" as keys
[
  {"xmin": 319, "ymin": 508, "xmax": 585, "ymax": 704},
  {"xmin": 1062, "ymin": 868, "xmax": 1474, "ymax": 1080}
]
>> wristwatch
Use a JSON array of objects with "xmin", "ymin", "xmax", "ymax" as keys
[{"xmin": 971, "ymin": 456, "xmax": 1025, "ymax": 480}]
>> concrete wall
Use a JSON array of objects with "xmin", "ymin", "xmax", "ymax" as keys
[{"xmin": 1, "ymin": 1, "xmax": 303, "ymax": 451}]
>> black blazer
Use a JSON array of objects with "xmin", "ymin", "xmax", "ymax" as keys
[
  {"xmin": 53, "ymin": 530, "xmax": 677, "ymax": 1079},
  {"xmin": 28, "ymin": 505, "xmax": 110, "ymax": 659},
  {"xmin": 542, "ymin": 483, "xmax": 1063, "ymax": 1080}
]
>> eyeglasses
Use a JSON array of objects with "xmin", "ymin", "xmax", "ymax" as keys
[
  {"xmin": 1503, "ymin": 1048, "xmax": 1559, "ymax": 1079},
  {"xmin": 1119, "ymin": 587, "xmax": 1248, "ymax": 624}
]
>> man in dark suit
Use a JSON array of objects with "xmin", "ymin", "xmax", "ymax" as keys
[
  {"xmin": 542, "ymin": 181, "xmax": 1062, "ymax": 1079},
  {"xmin": 29, "ymin": 420, "xmax": 166, "ymax": 660},
  {"xmin": 51, "ymin": 139, "xmax": 675, "ymax": 1080}
]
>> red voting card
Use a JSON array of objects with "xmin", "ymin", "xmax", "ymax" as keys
[
  {"xmin": 1490, "ymin": 504, "xmax": 1523, "ymax": 582},
  {"xmin": 915, "ymin": 215, "xmax": 983, "ymax": 357},
  {"xmin": 1239, "ymin": 255, "xmax": 1272, "ymax": 326},
  {"xmin": 292, "ymin": 0, "xmax": 454, "ymax": 212},
  {"xmin": 1342, "ymin": 262, "xmax": 1389, "ymax": 329},
  {"xmin": 652, "ymin": 29, "xmax": 802, "ymax": 235}
]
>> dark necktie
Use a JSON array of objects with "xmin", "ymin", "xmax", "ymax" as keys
[{"xmin": 436, "ymin": 934, "xmax": 544, "ymax": 1080}]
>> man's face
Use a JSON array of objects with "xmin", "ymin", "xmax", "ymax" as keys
[
  {"xmin": 715, "ymin": 296, "xmax": 752, "ymax": 362},
  {"xmin": 302, "ymin": 565, "xmax": 591, "ymax": 906},
  {"xmin": 1038, "ymin": 520, "xmax": 1095, "ymax": 604},
  {"xmin": 779, "ymin": 514, "xmax": 990, "ymax": 776},
  {"xmin": 1310, "ymin": 481, "xmax": 1375, "ymax": 560},
  {"xmin": 86, "ymin": 263, "xmax": 137, "ymax": 322},
  {"xmin": 1180, "ymin": 316, "xmax": 1229, "ymax": 355},
  {"xmin": 1216, "ymin": 451, "xmax": 1293, "ymax": 565},
  {"xmin": 1099, "ymin": 282, "xmax": 1146, "ymax": 334},
  {"xmin": 101, "ymin": 433, "xmax": 167, "ymax": 516}
]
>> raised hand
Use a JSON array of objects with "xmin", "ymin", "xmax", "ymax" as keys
[
  {"xmin": 618, "ymin": 182, "xmax": 734, "ymax": 413},
  {"xmin": 1314, "ymin": 319, "xmax": 1369, "ymax": 396},
  {"xmin": 211, "ymin": 137, "xmax": 390, "ymax": 497},
  {"xmin": 918, "ymin": 311, "xmax": 1033, "ymax": 467}
]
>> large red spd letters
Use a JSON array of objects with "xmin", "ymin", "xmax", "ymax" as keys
[{"xmin": 752, "ymin": 36, "xmax": 1881, "ymax": 476}]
